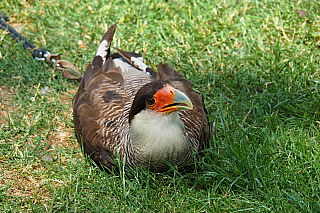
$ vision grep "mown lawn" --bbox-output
[0,0,319,212]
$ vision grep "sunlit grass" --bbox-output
[0,0,319,211]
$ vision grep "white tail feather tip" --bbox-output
[96,40,109,60]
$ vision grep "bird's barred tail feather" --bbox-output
[93,23,117,68]
[83,23,118,89]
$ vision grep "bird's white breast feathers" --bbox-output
[129,110,191,164]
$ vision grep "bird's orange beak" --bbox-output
[151,84,193,113]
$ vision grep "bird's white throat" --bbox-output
[129,110,191,164]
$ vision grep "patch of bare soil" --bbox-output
[0,163,57,205]
[0,85,15,128]
[47,89,78,150]
[0,86,78,206]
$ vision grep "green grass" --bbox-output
[1,0,320,212]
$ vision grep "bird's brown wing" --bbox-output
[157,63,210,152]
[73,60,131,170]
[73,24,131,170]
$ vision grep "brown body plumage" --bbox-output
[73,24,209,172]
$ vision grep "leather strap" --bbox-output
[46,54,82,82]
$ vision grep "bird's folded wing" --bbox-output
[157,63,210,151]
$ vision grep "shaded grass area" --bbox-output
[1,0,320,211]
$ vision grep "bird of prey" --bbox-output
[73,23,209,172]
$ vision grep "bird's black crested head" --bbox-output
[129,80,169,123]
[129,80,193,124]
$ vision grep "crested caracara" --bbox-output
[73,23,209,172]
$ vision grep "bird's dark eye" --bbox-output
[146,97,156,107]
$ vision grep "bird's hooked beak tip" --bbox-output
[158,88,193,113]
[173,89,193,110]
